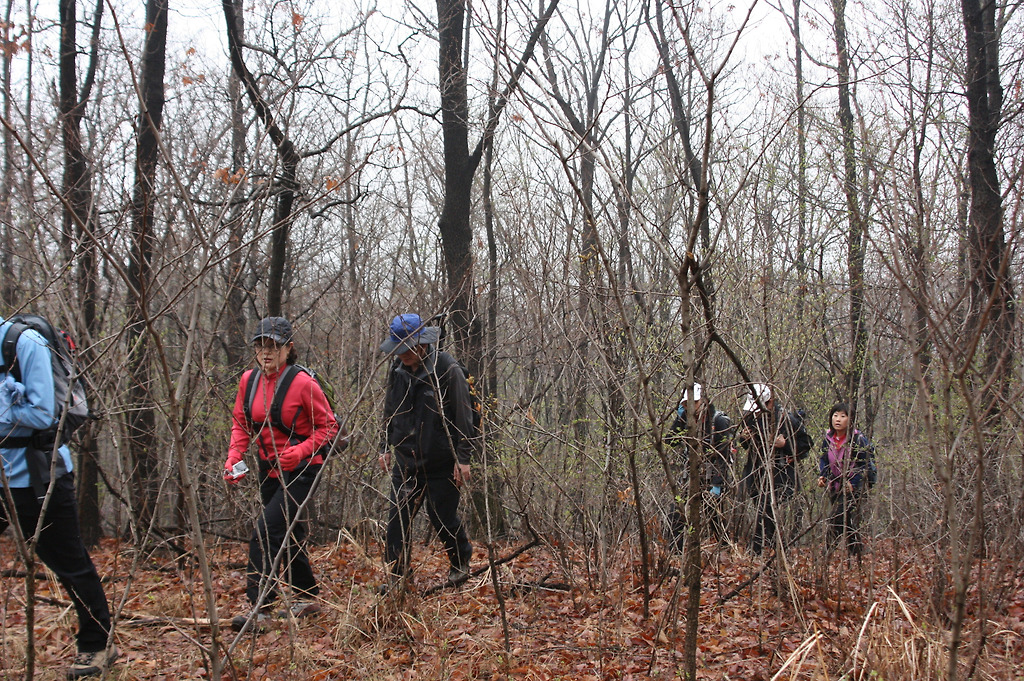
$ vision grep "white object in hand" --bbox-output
[230,461,249,478]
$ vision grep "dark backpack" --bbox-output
[1,314,92,448]
[788,409,812,461]
[856,431,878,488]
[434,352,483,440]
[242,364,345,459]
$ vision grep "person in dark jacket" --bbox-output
[0,316,117,678]
[378,313,473,591]
[665,383,733,547]
[817,402,875,556]
[736,383,811,555]
[224,317,340,631]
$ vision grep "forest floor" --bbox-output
[1,531,1022,680]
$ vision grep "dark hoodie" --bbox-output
[382,346,474,471]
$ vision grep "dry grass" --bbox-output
[774,587,1024,681]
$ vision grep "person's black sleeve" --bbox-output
[439,354,474,466]
[665,413,685,448]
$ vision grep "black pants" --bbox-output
[747,468,796,555]
[826,489,863,556]
[246,464,320,605]
[750,484,776,555]
[385,465,471,576]
[0,474,111,653]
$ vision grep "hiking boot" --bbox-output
[230,609,272,633]
[447,561,471,587]
[66,646,119,679]
[282,601,321,619]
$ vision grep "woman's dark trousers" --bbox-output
[0,474,111,653]
[246,464,321,605]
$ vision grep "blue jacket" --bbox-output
[0,317,73,487]
[666,404,733,487]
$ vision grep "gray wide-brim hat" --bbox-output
[379,313,440,354]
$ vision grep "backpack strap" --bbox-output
[1,322,28,382]
[243,368,261,428]
[244,364,305,445]
[0,322,58,450]
[270,364,303,441]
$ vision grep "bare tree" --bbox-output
[433,0,558,364]
[221,0,299,318]
[961,0,1015,414]
[125,0,167,533]
[221,0,249,369]
[0,0,18,307]
[58,0,105,544]
[831,0,870,406]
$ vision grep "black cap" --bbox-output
[251,317,293,345]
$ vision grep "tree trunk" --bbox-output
[651,0,709,253]
[793,0,808,321]
[832,0,868,406]
[906,0,936,382]
[126,0,167,533]
[222,0,300,318]
[961,0,1013,412]
[479,102,506,536]
[60,0,104,545]
[0,0,17,307]
[433,0,556,364]
[222,0,248,368]
[435,0,479,364]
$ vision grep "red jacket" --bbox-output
[227,366,339,477]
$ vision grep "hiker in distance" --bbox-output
[665,382,734,547]
[378,313,474,593]
[224,316,341,631]
[735,383,811,555]
[0,314,117,678]
[818,402,876,557]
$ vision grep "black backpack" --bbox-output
[434,352,483,440]
[855,431,878,488]
[1,314,91,448]
[242,364,345,460]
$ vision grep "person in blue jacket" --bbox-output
[0,316,116,678]
[736,383,812,555]
[817,402,875,556]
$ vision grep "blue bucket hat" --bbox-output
[379,313,440,354]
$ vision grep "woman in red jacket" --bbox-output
[224,317,339,631]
